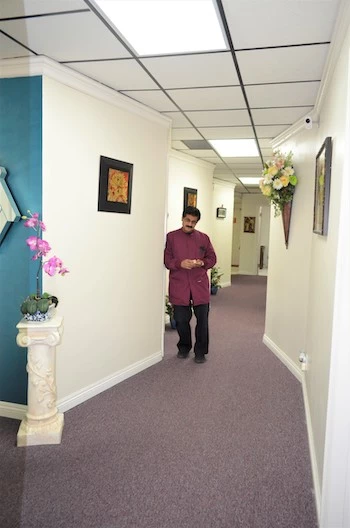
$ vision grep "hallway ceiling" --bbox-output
[0,0,341,193]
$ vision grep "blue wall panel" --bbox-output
[0,76,42,404]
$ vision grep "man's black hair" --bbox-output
[182,206,201,221]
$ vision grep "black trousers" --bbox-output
[173,303,209,357]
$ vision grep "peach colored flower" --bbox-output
[280,175,290,187]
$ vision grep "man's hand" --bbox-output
[181,259,204,269]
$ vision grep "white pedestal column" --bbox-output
[16,315,64,447]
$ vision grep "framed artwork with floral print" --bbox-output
[98,156,133,214]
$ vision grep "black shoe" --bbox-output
[177,351,189,359]
[194,356,206,364]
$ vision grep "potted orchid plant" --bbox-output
[20,211,69,321]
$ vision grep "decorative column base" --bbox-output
[16,314,64,447]
[17,413,64,447]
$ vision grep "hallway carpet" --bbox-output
[0,275,318,528]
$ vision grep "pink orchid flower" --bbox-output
[43,256,61,276]
[26,235,39,251]
[37,239,51,254]
[23,211,69,298]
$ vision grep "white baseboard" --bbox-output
[57,351,163,413]
[262,334,302,381]
[221,281,231,288]
[0,401,26,420]
[301,374,321,524]
[262,334,320,522]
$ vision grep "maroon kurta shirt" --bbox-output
[164,228,217,306]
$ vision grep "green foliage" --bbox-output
[165,295,174,318]
[20,292,59,316]
[211,266,223,288]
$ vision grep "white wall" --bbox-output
[167,150,214,236]
[42,75,170,404]
[259,205,270,268]
[264,10,350,523]
[239,194,270,275]
[232,194,242,267]
[211,179,235,287]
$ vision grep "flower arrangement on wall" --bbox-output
[259,150,298,217]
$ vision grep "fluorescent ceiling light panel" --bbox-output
[94,0,227,55]
[239,177,261,185]
[209,139,259,157]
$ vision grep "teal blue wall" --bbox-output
[0,76,42,404]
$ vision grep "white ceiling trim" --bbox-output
[0,56,172,128]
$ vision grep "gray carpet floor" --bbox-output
[0,275,318,528]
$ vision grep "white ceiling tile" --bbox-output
[171,128,202,140]
[246,82,320,107]
[163,112,192,127]
[231,166,263,173]
[222,0,340,48]
[0,12,132,61]
[186,109,251,127]
[251,107,313,125]
[0,33,34,59]
[237,44,329,84]
[141,52,239,89]
[0,0,87,17]
[199,127,255,139]
[172,141,189,149]
[257,139,274,148]
[256,125,290,137]
[121,90,178,112]
[200,155,222,163]
[167,86,246,111]
[224,157,262,164]
[66,59,158,90]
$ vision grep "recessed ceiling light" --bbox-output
[208,139,259,157]
[94,0,228,56]
[239,177,261,185]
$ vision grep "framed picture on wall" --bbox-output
[216,207,227,218]
[313,137,332,235]
[183,187,197,210]
[98,156,133,214]
[243,216,256,233]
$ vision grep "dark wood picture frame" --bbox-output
[313,137,332,235]
[244,216,256,233]
[216,207,227,218]
[98,155,133,214]
[183,187,197,210]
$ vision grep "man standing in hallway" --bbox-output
[164,206,217,363]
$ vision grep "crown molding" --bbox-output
[0,56,171,128]
[272,0,350,149]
